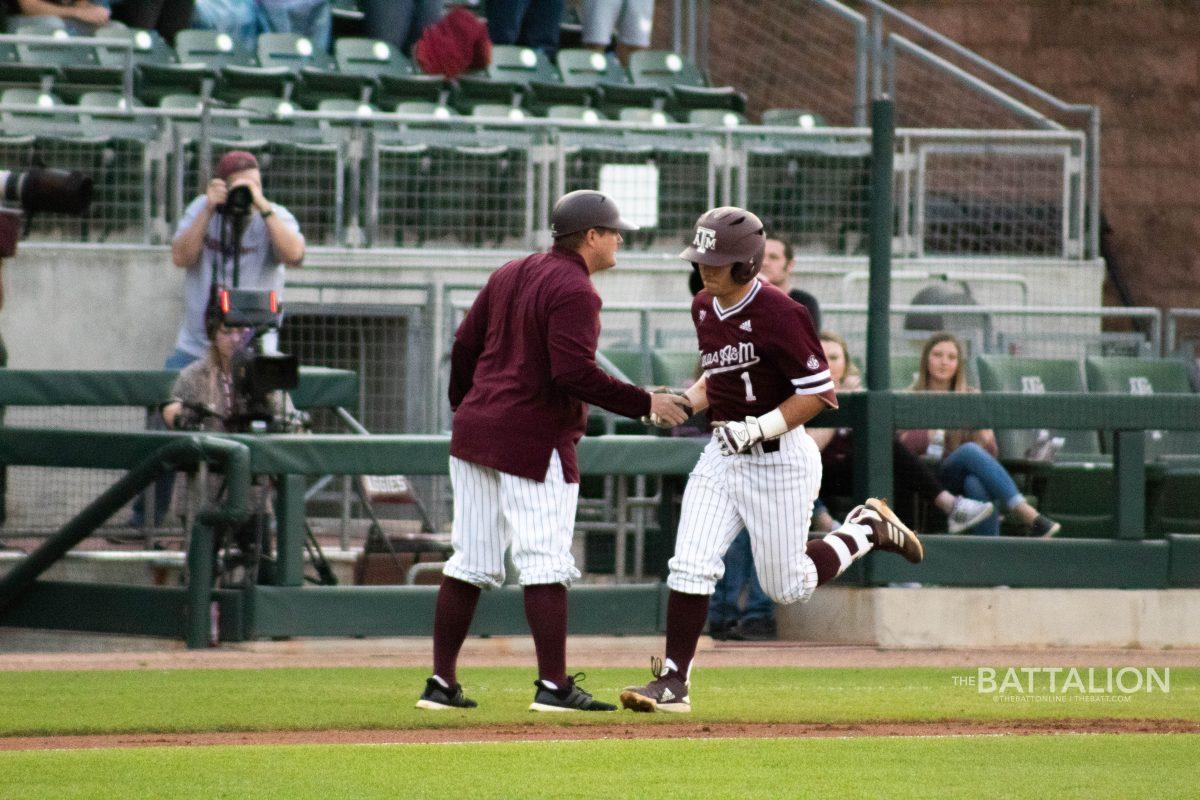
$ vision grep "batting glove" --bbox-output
[715,416,766,456]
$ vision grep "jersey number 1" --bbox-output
[740,371,757,402]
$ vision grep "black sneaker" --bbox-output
[708,619,736,641]
[529,673,616,712]
[1030,514,1062,538]
[619,657,691,713]
[415,677,478,710]
[730,616,777,641]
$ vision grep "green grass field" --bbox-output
[0,666,1194,735]
[2,667,1196,799]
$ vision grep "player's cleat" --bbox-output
[847,498,925,564]
[620,658,691,713]
[947,497,994,534]
[529,674,616,712]
[416,677,478,710]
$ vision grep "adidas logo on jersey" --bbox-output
[739,320,752,332]
[698,309,707,322]
[806,355,820,370]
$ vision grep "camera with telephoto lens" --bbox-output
[216,288,303,433]
[0,167,94,257]
[217,184,253,217]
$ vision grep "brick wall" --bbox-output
[655,1,1200,328]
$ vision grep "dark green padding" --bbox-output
[1151,469,1200,535]
[0,367,358,410]
[651,349,700,388]
[866,536,1170,589]
[1166,534,1200,587]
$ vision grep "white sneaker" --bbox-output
[947,497,994,534]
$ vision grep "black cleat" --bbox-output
[846,498,925,564]
[620,657,691,713]
[416,677,478,710]
[529,673,616,712]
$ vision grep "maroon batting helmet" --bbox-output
[679,206,766,284]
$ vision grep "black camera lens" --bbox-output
[224,184,253,215]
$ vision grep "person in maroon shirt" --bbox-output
[621,207,926,713]
[418,190,692,713]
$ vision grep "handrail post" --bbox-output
[863,97,895,501]
[186,521,216,648]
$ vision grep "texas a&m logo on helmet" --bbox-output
[693,226,717,253]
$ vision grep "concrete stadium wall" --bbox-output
[778,586,1200,648]
[0,243,1103,370]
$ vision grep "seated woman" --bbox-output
[809,331,995,535]
[900,331,1060,538]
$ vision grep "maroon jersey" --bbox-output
[449,246,652,483]
[693,279,837,422]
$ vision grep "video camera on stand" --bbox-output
[214,287,301,433]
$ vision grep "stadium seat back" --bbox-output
[761,108,827,128]
[335,37,411,78]
[257,32,333,71]
[651,350,701,388]
[976,355,1101,459]
[175,29,254,68]
[95,26,175,67]
[556,48,627,86]
[600,348,651,386]
[470,103,528,121]
[1084,356,1200,459]
[687,109,747,128]
[545,104,605,123]
[628,50,706,89]
[395,100,458,118]
[488,45,557,86]
[13,23,97,68]
[0,88,64,132]
[617,107,669,126]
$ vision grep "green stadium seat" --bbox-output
[334,37,445,106]
[10,23,101,102]
[975,355,1101,459]
[616,107,669,126]
[215,33,315,103]
[555,48,626,110]
[628,50,707,89]
[0,41,56,93]
[0,88,68,135]
[672,84,747,116]
[600,348,652,386]
[545,104,606,123]
[1149,468,1200,535]
[761,108,828,128]
[138,29,242,101]
[889,354,921,390]
[77,90,157,138]
[1084,356,1200,460]
[454,45,554,114]
[395,100,458,119]
[651,350,700,388]
[470,103,530,121]
[687,109,748,128]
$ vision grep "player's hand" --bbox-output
[715,416,767,455]
[646,392,692,428]
[205,179,228,211]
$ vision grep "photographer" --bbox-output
[169,150,304,372]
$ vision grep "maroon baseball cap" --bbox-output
[216,150,258,180]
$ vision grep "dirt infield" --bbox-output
[3,718,1198,751]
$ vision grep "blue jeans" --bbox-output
[709,529,774,625]
[938,442,1022,537]
[361,0,444,55]
[129,348,201,527]
[486,0,565,56]
[256,0,332,52]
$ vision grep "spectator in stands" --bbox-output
[362,0,443,56]
[191,0,258,52]
[256,0,331,53]
[130,150,304,528]
[581,0,653,66]
[808,331,995,535]
[900,331,1061,538]
[487,0,564,57]
[5,0,110,34]
[761,234,820,331]
[107,0,195,45]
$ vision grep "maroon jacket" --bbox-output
[449,246,652,482]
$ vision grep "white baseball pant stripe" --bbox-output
[668,426,822,604]
[443,451,582,589]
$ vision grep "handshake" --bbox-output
[641,388,693,429]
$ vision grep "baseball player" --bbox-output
[620,207,925,713]
[417,190,693,712]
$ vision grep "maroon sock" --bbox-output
[432,576,481,685]
[664,590,711,678]
[524,583,568,686]
[807,533,862,586]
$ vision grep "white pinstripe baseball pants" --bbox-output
[443,451,582,589]
[667,426,822,604]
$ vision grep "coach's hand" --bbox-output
[715,416,766,455]
[646,392,692,428]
